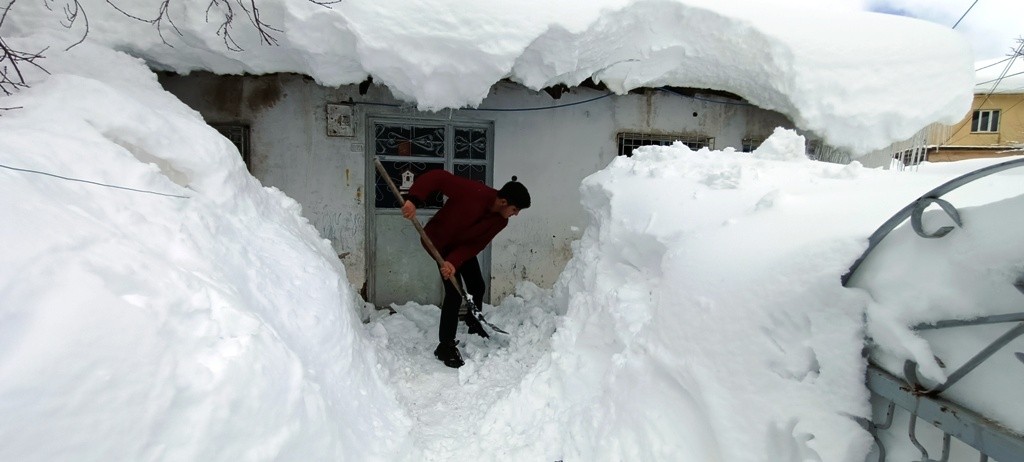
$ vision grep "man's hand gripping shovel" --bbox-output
[374,158,509,337]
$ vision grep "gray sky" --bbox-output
[861,0,1023,60]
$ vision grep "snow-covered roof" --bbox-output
[7,0,976,154]
[975,55,1024,94]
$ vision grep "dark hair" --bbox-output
[498,176,530,209]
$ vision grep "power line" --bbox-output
[466,92,613,112]
[976,69,1024,87]
[658,87,752,106]
[976,56,1012,71]
[941,39,1024,147]
[952,0,979,29]
[350,84,755,113]
[349,92,613,113]
[0,162,190,198]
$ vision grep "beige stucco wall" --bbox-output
[945,93,1024,147]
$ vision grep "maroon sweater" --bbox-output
[406,169,508,269]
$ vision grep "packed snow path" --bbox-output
[366,290,557,461]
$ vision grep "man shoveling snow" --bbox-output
[396,168,531,368]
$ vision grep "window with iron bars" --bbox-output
[211,124,251,170]
[617,132,714,157]
[741,138,763,153]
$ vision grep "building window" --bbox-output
[741,138,763,153]
[971,109,1000,133]
[211,124,251,169]
[806,140,851,164]
[617,132,714,157]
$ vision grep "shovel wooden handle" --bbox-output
[373,158,466,295]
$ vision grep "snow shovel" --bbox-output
[373,157,509,336]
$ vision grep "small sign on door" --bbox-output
[400,170,414,192]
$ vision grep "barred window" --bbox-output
[617,132,714,157]
[373,121,491,209]
[741,138,763,153]
[211,124,251,168]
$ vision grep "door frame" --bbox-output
[364,114,495,307]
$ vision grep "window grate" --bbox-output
[741,138,763,153]
[617,132,714,157]
[374,121,491,209]
[211,124,251,169]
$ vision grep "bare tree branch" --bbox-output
[0,0,347,103]
[237,0,280,46]
[40,0,89,50]
[1,0,51,98]
[206,0,241,51]
[59,0,89,49]
[106,0,183,47]
[112,0,340,52]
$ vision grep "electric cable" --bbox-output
[349,83,753,113]
[348,92,612,113]
[0,162,190,198]
[952,0,979,29]
[976,69,1024,87]
[465,92,612,112]
[977,56,1012,71]
[942,39,1023,146]
[655,87,753,106]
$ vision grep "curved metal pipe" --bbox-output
[842,158,1024,287]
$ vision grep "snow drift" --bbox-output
[5,0,975,153]
[0,42,413,461]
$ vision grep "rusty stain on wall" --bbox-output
[645,90,654,129]
[355,186,362,205]
[247,77,283,112]
[210,75,243,117]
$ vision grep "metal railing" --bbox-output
[843,158,1024,461]
[862,366,1024,462]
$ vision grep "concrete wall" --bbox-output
[158,72,795,302]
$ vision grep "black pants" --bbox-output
[439,256,485,343]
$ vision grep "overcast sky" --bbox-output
[859,0,1023,61]
[753,0,1019,61]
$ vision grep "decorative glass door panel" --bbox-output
[454,127,487,160]
[374,124,445,157]
[374,161,445,209]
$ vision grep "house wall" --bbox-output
[946,93,1024,147]
[864,93,1024,168]
[927,148,1024,162]
[158,72,794,302]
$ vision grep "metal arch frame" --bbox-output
[903,317,1024,395]
[841,157,1024,287]
[844,157,1024,461]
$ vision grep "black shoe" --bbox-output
[464,312,490,338]
[433,340,465,368]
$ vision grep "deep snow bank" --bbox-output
[5,0,974,153]
[472,130,1024,461]
[474,130,877,461]
[0,41,412,461]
